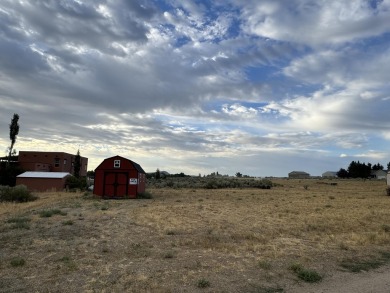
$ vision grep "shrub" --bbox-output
[258,260,272,270]
[340,256,388,273]
[197,278,210,288]
[289,263,322,283]
[65,176,87,191]
[62,220,74,226]
[39,209,67,218]
[386,187,390,196]
[0,185,37,202]
[10,257,26,267]
[137,191,153,199]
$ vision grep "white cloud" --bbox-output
[0,0,389,176]
[239,0,390,46]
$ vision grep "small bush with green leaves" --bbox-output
[10,257,26,267]
[39,209,67,218]
[289,263,322,283]
[137,191,153,199]
[0,185,37,202]
[65,176,87,191]
[258,260,272,270]
[197,278,210,288]
[59,256,78,271]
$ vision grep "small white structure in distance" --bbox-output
[387,171,390,186]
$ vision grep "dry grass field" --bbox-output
[1,179,390,292]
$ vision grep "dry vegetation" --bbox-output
[1,179,390,292]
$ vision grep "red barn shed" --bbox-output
[93,155,146,198]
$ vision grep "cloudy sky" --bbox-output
[1,0,390,177]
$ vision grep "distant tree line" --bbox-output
[337,161,390,179]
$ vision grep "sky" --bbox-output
[1,0,390,177]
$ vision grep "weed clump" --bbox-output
[10,257,26,267]
[39,209,67,218]
[258,260,272,270]
[62,220,74,226]
[6,216,31,229]
[339,252,390,273]
[197,278,210,288]
[289,263,322,283]
[137,191,153,199]
[0,185,37,202]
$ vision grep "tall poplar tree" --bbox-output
[8,113,20,165]
[74,149,81,178]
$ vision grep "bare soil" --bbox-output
[1,179,390,292]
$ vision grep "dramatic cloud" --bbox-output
[0,0,389,176]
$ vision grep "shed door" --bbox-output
[104,172,128,197]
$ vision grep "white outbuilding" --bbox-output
[387,171,390,186]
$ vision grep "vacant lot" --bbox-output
[1,179,390,292]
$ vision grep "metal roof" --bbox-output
[17,172,71,179]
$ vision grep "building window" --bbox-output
[54,158,60,167]
[114,160,120,168]
[64,159,67,165]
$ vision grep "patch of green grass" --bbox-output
[39,209,67,218]
[59,256,78,271]
[130,243,151,258]
[340,252,390,273]
[380,251,390,261]
[10,257,26,267]
[289,263,322,283]
[6,216,31,229]
[258,260,272,270]
[197,278,210,288]
[62,220,74,226]
[340,259,383,272]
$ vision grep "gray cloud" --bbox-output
[0,0,389,176]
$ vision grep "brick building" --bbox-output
[18,151,88,177]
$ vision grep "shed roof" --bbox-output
[17,172,71,179]
[289,171,310,175]
[96,155,146,174]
